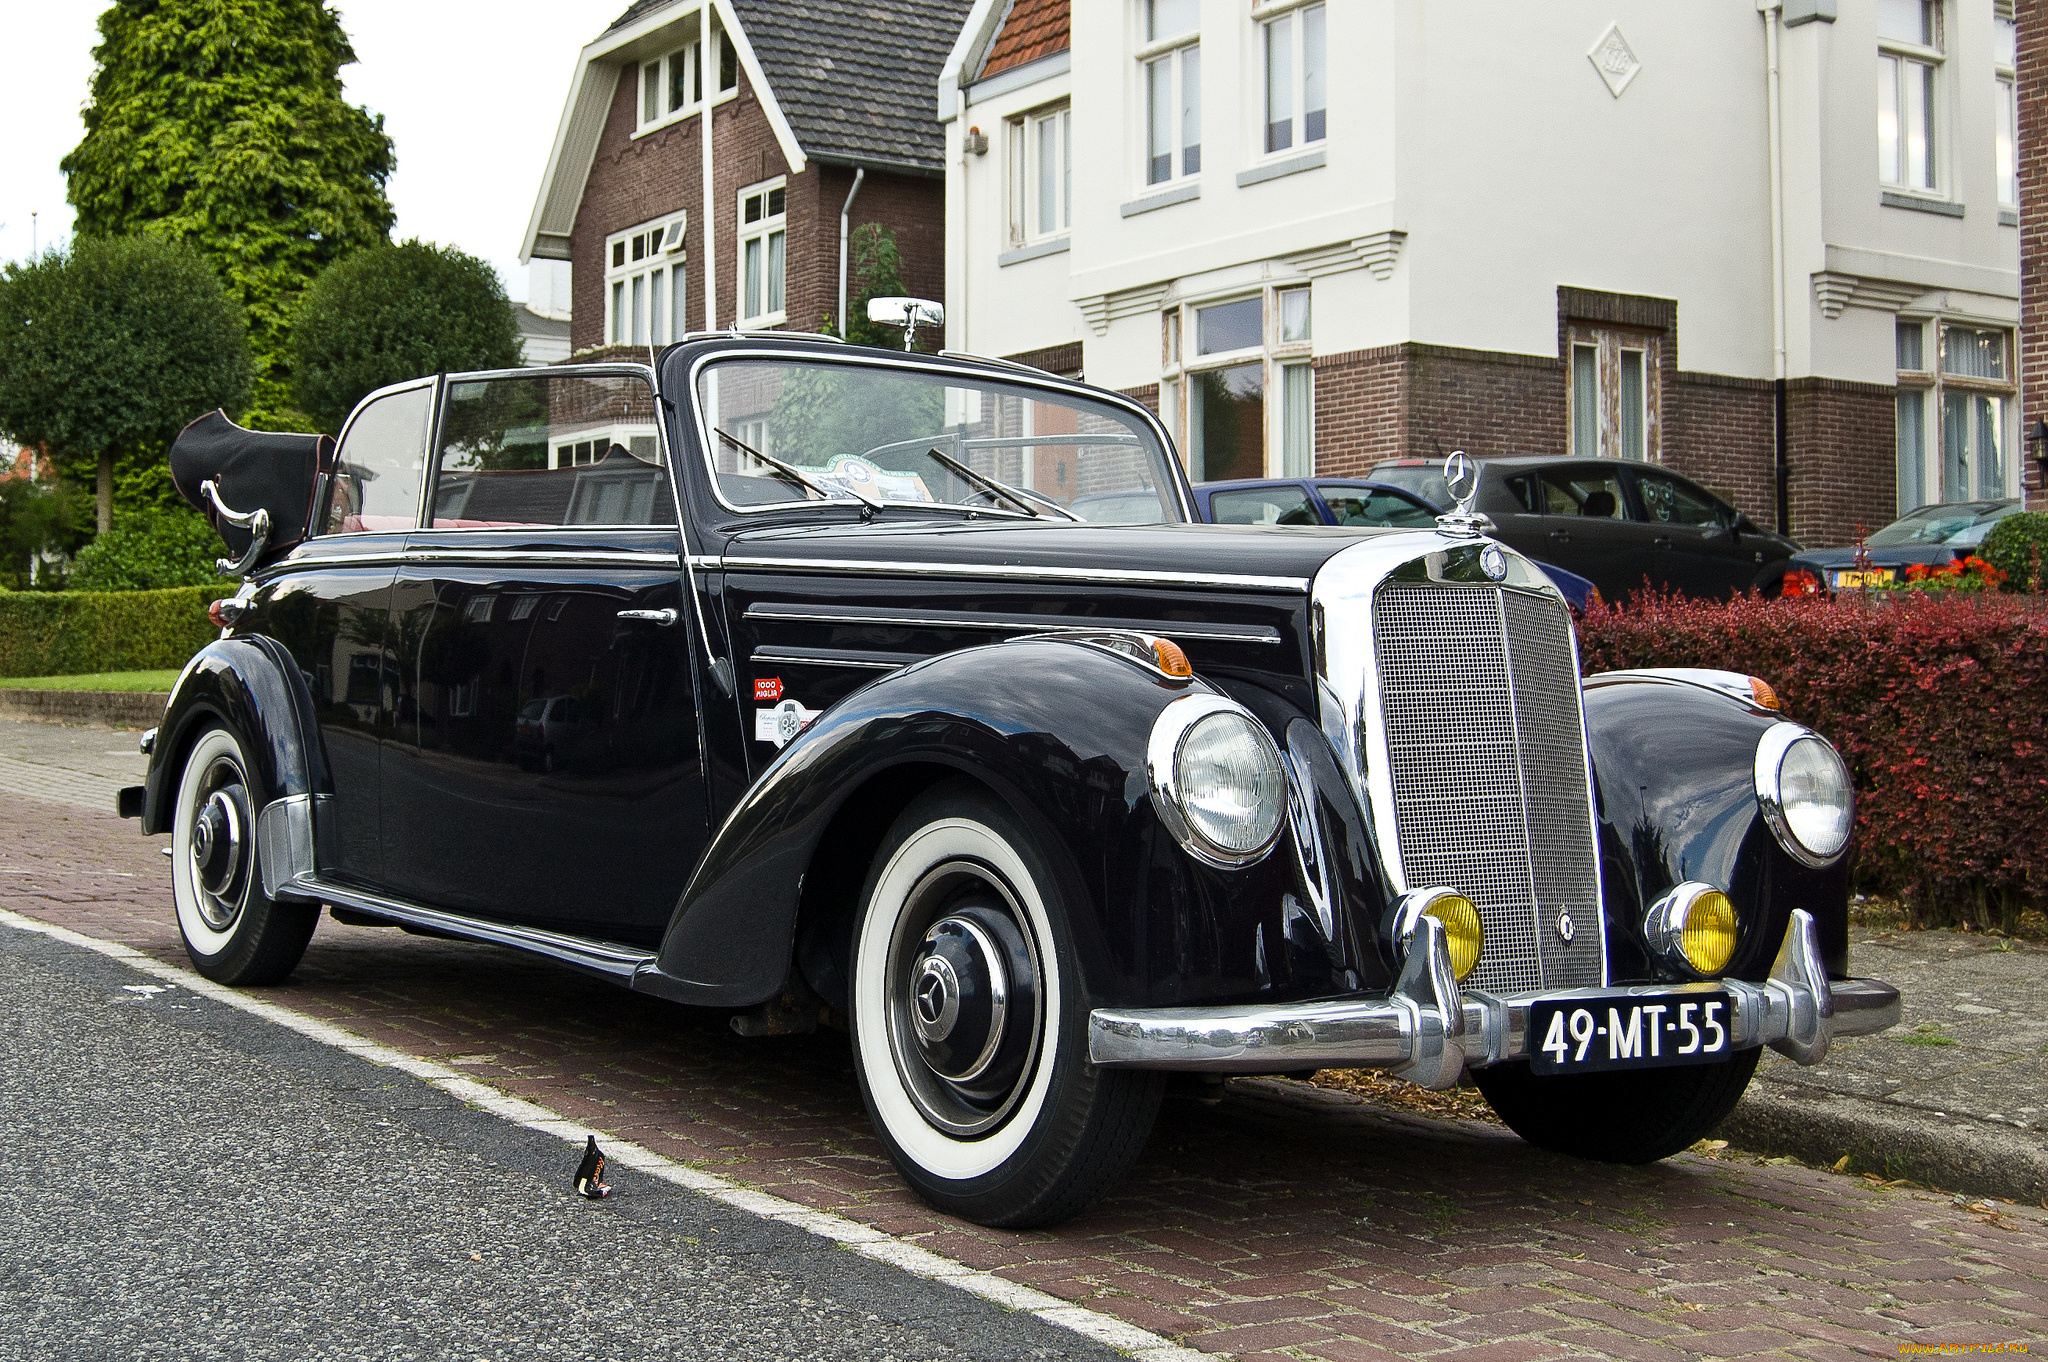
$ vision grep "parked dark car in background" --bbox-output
[1368,456,1799,600]
[129,340,1895,1230]
[1193,476,1597,611]
[1789,499,2021,591]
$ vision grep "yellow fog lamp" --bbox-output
[1645,882,1739,977]
[1385,888,1484,982]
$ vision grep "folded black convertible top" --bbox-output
[169,410,334,571]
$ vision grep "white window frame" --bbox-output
[1007,102,1072,247]
[1254,1,1327,159]
[1159,283,1315,481]
[1915,319,2017,503]
[1136,2,1200,189]
[1995,5,2017,209]
[605,215,689,349]
[736,177,787,327]
[1877,1,1945,197]
[633,28,741,138]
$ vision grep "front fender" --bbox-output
[640,638,1322,1010]
[143,636,326,834]
[1583,673,1850,983]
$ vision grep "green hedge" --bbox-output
[0,585,231,680]
[1981,510,2048,592]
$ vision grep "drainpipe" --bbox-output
[838,166,866,339]
[1761,0,1790,535]
[701,8,718,330]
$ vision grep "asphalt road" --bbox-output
[0,925,1114,1362]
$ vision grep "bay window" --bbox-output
[1160,286,1315,482]
[605,216,688,347]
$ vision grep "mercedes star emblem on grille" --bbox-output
[1480,544,1507,581]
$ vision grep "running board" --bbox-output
[302,878,657,983]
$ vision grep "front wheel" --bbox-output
[1471,1048,1761,1164]
[848,782,1162,1229]
[170,723,318,985]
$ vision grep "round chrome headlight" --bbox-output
[1755,722,1853,868]
[1147,695,1286,867]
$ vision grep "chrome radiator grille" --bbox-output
[1371,582,1604,995]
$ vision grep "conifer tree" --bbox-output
[62,0,396,421]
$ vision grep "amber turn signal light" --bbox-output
[207,599,230,629]
[1150,637,1192,678]
[1748,676,1780,710]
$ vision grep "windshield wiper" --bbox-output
[923,447,1081,522]
[714,427,885,515]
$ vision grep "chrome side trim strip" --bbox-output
[298,876,656,981]
[721,555,1309,593]
[750,645,915,671]
[743,601,1285,645]
[1087,910,1899,1077]
[272,548,681,574]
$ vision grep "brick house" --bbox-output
[942,1,2025,547]
[2020,0,2048,509]
[521,0,970,361]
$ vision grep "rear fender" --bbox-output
[144,637,326,836]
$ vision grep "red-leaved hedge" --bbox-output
[1577,592,2048,931]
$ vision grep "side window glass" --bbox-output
[1503,474,1541,513]
[428,372,673,529]
[1210,488,1319,525]
[324,386,432,534]
[1323,490,1433,528]
[1539,468,1623,519]
[1634,471,1724,527]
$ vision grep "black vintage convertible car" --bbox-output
[126,337,1898,1228]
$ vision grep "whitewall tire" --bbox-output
[169,723,318,985]
[848,781,1162,1228]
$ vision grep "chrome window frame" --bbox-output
[682,346,1198,525]
[314,373,441,539]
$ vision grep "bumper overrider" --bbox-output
[1087,909,1901,1089]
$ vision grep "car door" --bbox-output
[377,367,711,948]
[1493,464,1642,600]
[263,378,435,886]
[1626,468,1747,597]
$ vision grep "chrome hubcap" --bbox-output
[886,861,1043,1137]
[187,757,252,932]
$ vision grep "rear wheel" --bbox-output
[848,782,1162,1228]
[170,724,318,985]
[1472,1049,1760,1164]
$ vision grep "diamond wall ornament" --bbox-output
[1587,23,1641,98]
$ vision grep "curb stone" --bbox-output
[0,689,165,727]
[1718,1083,2048,1204]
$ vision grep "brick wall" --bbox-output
[1406,344,1567,463]
[568,64,946,347]
[1310,346,1405,476]
[2022,0,2047,509]
[1785,378,1896,548]
[1668,372,1778,526]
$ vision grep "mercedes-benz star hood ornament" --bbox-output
[1434,450,1491,538]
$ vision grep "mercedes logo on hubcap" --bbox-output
[912,955,960,1041]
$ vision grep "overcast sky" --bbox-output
[0,2,613,302]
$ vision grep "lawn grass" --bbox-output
[0,669,182,692]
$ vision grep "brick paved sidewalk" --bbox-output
[5,788,2045,1361]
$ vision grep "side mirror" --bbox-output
[866,296,944,350]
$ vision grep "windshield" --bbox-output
[1866,500,2018,547]
[695,358,1182,523]
[1366,462,1452,509]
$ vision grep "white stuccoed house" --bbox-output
[936,0,2022,548]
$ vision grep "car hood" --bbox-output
[1791,544,1962,571]
[721,517,1418,590]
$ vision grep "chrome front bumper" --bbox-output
[1087,909,1900,1089]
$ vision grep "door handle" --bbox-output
[617,608,678,626]
[1548,530,1571,543]
[1652,537,1672,550]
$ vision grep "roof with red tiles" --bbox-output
[979,0,1069,80]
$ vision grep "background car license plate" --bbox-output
[1527,993,1733,1074]
[1829,568,1893,589]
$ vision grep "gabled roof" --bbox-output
[523,0,968,263]
[935,0,1069,121]
[980,0,1068,79]
[605,0,968,171]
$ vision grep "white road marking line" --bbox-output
[0,905,1213,1362]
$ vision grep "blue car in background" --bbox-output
[1191,477,1599,611]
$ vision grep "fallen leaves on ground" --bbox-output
[1306,1068,1503,1124]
